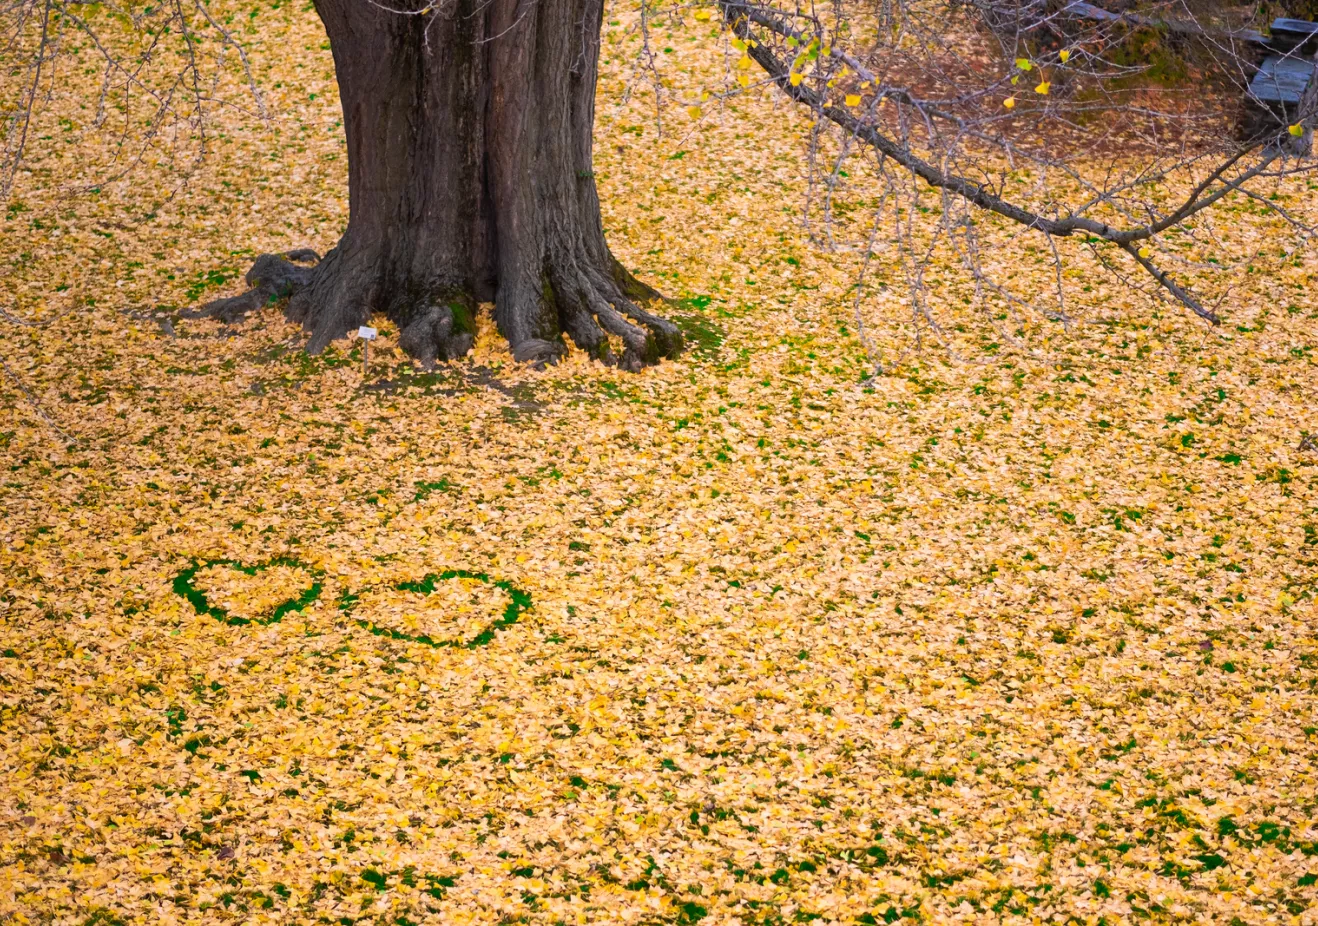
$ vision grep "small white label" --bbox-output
[357,326,378,340]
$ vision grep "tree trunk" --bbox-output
[193,0,682,370]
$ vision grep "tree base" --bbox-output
[184,247,682,372]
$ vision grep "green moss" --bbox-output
[172,558,323,626]
[337,569,531,648]
[447,298,476,335]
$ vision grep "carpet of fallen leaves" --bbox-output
[3,2,1318,924]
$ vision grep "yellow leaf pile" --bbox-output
[2,3,1317,925]
[355,579,512,644]
[192,563,319,623]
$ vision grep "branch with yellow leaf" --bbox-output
[714,0,1318,326]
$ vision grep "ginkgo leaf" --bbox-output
[9,7,1318,926]
[1059,49,1071,62]
[1015,57,1032,71]
[845,94,861,106]
[694,8,711,21]
[1289,123,1305,137]
[1035,81,1050,95]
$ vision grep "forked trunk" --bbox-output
[195,0,681,369]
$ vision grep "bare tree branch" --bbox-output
[715,0,1318,325]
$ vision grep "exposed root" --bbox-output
[285,247,376,355]
[547,262,683,371]
[183,246,681,373]
[181,250,320,323]
[511,338,567,366]
[611,290,683,359]
[398,303,476,371]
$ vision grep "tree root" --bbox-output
[398,303,476,371]
[180,250,320,324]
[183,247,682,372]
[547,261,682,371]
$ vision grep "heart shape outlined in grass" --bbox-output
[173,558,323,626]
[337,569,531,648]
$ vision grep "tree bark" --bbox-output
[194,0,681,370]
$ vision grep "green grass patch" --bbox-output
[337,569,531,648]
[172,558,323,626]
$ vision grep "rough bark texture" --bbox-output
[193,0,681,370]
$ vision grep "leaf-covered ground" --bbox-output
[3,4,1318,924]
